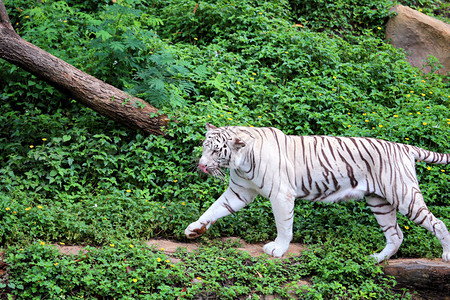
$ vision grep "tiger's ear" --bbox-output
[232,137,246,150]
[206,123,218,132]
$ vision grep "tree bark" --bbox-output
[383,258,450,296]
[0,0,168,135]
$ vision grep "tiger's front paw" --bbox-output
[262,241,289,257]
[185,220,210,239]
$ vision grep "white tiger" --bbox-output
[185,124,450,263]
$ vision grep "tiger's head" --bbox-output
[198,123,249,178]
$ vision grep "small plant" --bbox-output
[422,55,444,74]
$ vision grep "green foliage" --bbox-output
[298,241,405,299]
[398,0,450,23]
[152,0,293,44]
[4,241,193,299]
[1,0,449,298]
[129,51,199,107]
[4,239,405,299]
[289,0,394,36]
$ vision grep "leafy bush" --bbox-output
[289,0,394,36]
[151,0,293,43]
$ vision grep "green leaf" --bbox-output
[96,30,113,41]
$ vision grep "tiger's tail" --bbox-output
[410,146,450,165]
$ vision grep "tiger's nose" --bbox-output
[199,163,208,173]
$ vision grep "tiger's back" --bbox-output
[233,127,432,204]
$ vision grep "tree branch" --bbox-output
[0,0,16,33]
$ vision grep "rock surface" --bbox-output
[386,5,450,75]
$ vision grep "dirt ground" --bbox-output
[145,237,307,261]
[55,237,307,263]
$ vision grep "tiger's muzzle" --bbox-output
[198,163,208,174]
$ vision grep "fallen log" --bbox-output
[383,258,450,298]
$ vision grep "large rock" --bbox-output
[386,5,450,75]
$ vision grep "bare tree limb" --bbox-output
[0,0,15,33]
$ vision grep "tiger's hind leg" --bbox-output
[366,195,404,263]
[397,189,450,262]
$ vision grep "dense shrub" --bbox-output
[289,0,394,35]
